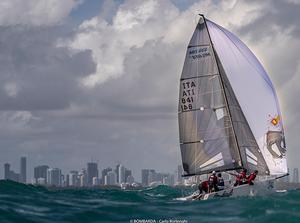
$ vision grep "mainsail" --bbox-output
[178,15,287,177]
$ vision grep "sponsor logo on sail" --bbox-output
[271,115,280,126]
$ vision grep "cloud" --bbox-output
[0,111,34,128]
[0,26,95,110]
[64,0,180,86]
[4,82,19,98]
[0,0,82,26]
[65,0,271,87]
[193,0,269,28]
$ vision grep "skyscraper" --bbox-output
[141,169,149,186]
[118,165,125,184]
[34,165,49,184]
[37,178,46,185]
[141,169,155,186]
[69,171,79,187]
[162,174,175,186]
[102,167,112,185]
[4,163,10,180]
[79,169,87,187]
[115,164,120,184]
[92,177,100,186]
[148,170,156,184]
[125,168,132,183]
[61,174,66,187]
[106,171,116,185]
[126,175,134,184]
[9,171,19,182]
[293,168,299,183]
[47,168,62,186]
[87,162,98,186]
[65,174,70,187]
[177,165,183,184]
[20,157,26,183]
[4,163,19,182]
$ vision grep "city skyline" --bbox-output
[2,156,299,186]
[2,156,181,186]
[2,154,300,184]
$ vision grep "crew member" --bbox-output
[217,173,225,190]
[234,169,247,186]
[198,180,209,194]
[208,171,218,192]
[247,170,258,185]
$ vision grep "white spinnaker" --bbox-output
[206,20,287,175]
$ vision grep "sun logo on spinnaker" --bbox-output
[270,115,280,126]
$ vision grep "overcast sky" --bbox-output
[0,0,299,182]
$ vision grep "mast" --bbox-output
[201,14,244,169]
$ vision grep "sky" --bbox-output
[0,0,299,182]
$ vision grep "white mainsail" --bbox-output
[178,16,287,177]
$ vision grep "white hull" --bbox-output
[180,179,276,201]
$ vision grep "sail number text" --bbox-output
[180,81,196,111]
[189,46,211,60]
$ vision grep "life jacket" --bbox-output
[240,172,246,179]
[202,181,208,190]
[248,173,257,184]
[208,175,217,186]
[239,172,247,183]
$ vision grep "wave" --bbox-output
[0,179,47,193]
[0,180,300,223]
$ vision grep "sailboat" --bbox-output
[178,15,288,200]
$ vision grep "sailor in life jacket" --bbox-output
[198,180,209,194]
[217,173,225,190]
[234,169,248,186]
[208,171,219,192]
[247,170,258,185]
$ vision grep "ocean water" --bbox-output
[0,180,299,223]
